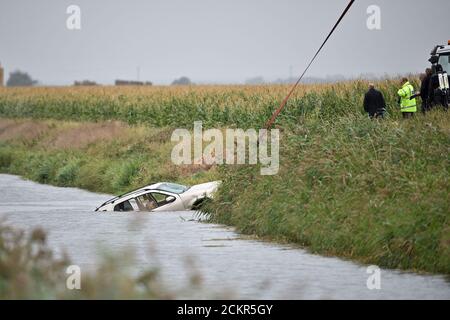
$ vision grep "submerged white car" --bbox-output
[94,181,220,212]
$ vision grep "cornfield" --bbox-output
[0,79,417,129]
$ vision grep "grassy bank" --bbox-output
[205,110,450,274]
[0,79,449,275]
[0,119,218,194]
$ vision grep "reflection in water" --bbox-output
[0,174,449,299]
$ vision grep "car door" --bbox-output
[150,191,185,211]
[133,193,158,211]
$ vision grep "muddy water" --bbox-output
[0,174,449,299]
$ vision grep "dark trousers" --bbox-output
[402,112,415,119]
[421,101,431,114]
[368,110,385,119]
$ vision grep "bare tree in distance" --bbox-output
[7,70,38,87]
[171,76,192,85]
[245,76,265,85]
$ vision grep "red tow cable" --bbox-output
[264,0,356,130]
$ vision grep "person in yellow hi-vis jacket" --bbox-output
[397,77,417,118]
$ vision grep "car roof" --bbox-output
[96,182,163,209]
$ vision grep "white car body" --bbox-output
[95,181,220,212]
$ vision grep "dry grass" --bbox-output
[42,121,127,149]
[0,119,164,150]
[0,118,48,142]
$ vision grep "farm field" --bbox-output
[0,80,415,128]
[0,79,449,275]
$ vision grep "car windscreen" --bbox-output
[439,54,450,74]
[157,182,189,194]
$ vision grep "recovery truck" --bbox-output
[428,41,450,109]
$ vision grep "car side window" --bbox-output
[135,193,158,211]
[151,192,176,206]
[114,200,133,212]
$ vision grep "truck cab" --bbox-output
[428,41,450,108]
[436,45,450,74]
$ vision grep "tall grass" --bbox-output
[204,110,450,274]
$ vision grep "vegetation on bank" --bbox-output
[0,79,449,275]
[0,119,218,194]
[205,111,450,274]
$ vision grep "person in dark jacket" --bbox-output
[363,83,386,118]
[419,68,432,114]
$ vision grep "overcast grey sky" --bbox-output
[1,0,449,85]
